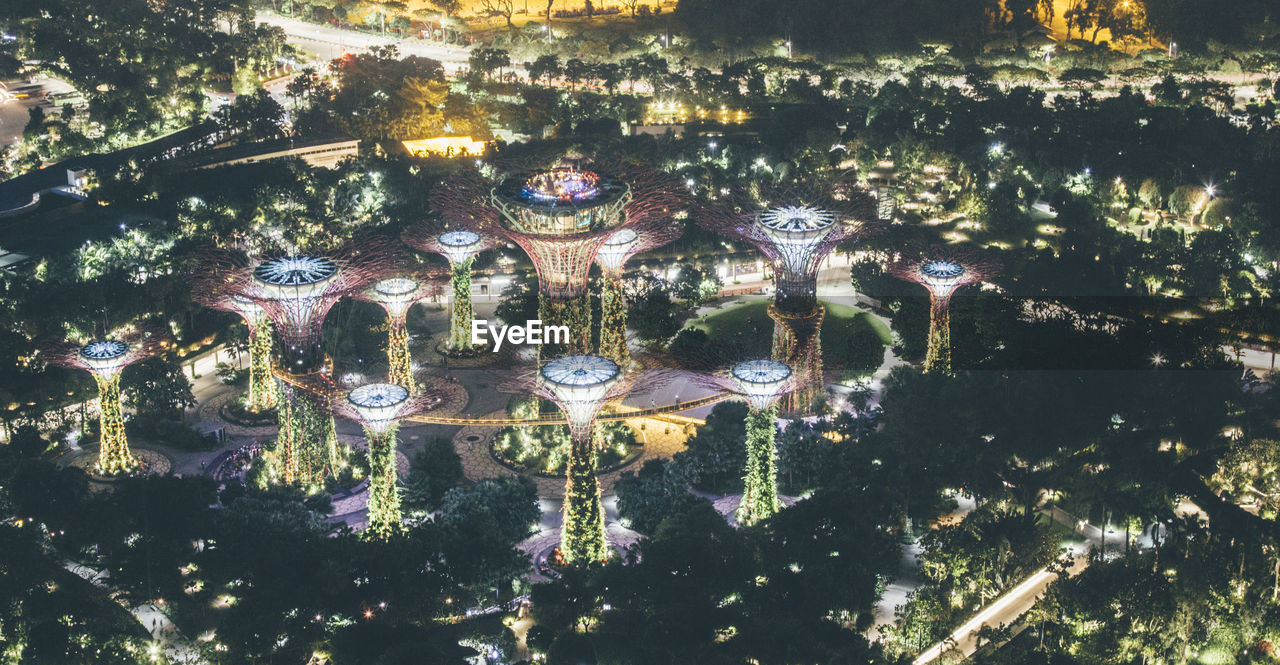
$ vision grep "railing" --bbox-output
[274,365,726,426]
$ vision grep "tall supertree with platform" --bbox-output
[697,359,796,525]
[355,268,443,392]
[191,282,277,414]
[401,226,499,355]
[434,160,685,355]
[333,382,449,539]
[44,324,172,476]
[503,354,636,565]
[889,247,999,375]
[197,239,399,485]
[593,223,681,365]
[701,184,879,413]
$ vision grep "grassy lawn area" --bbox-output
[685,299,891,373]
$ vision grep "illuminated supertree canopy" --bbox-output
[198,238,401,375]
[434,160,686,355]
[402,225,499,354]
[889,247,1000,375]
[333,381,449,540]
[700,183,878,413]
[594,223,681,366]
[696,359,796,525]
[190,281,277,414]
[43,324,172,476]
[355,268,444,392]
[502,354,636,565]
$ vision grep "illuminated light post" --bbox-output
[889,248,999,375]
[333,382,448,539]
[593,223,680,365]
[401,227,498,355]
[433,160,685,357]
[196,240,400,485]
[355,271,442,392]
[44,324,171,476]
[190,286,277,413]
[701,185,879,413]
[503,355,639,564]
[697,359,795,525]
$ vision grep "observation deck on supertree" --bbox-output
[190,281,277,414]
[401,226,500,355]
[354,267,444,392]
[694,359,796,525]
[889,247,999,375]
[333,381,450,540]
[43,324,172,476]
[700,184,879,413]
[593,223,681,365]
[433,160,685,355]
[502,354,644,565]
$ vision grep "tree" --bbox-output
[469,47,511,80]
[615,459,700,533]
[479,0,515,29]
[213,88,286,143]
[401,437,464,509]
[439,476,539,544]
[121,358,195,421]
[628,284,681,345]
[526,54,561,85]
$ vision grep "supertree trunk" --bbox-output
[538,294,591,356]
[769,304,825,414]
[246,316,277,412]
[93,373,138,475]
[275,383,339,487]
[364,424,405,540]
[561,424,608,565]
[386,320,415,392]
[925,293,951,375]
[599,270,628,365]
[447,258,475,352]
[275,381,301,484]
[738,406,780,525]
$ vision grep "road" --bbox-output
[0,76,77,148]
[257,12,472,71]
[912,505,1157,664]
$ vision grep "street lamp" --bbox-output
[785,40,793,59]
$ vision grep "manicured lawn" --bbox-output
[686,299,891,364]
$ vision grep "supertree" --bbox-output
[354,268,444,392]
[401,226,499,354]
[502,354,637,565]
[695,359,796,525]
[43,324,172,476]
[332,382,449,539]
[433,160,685,355]
[195,239,400,485]
[190,282,277,414]
[889,247,999,375]
[700,183,879,412]
[593,223,681,365]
